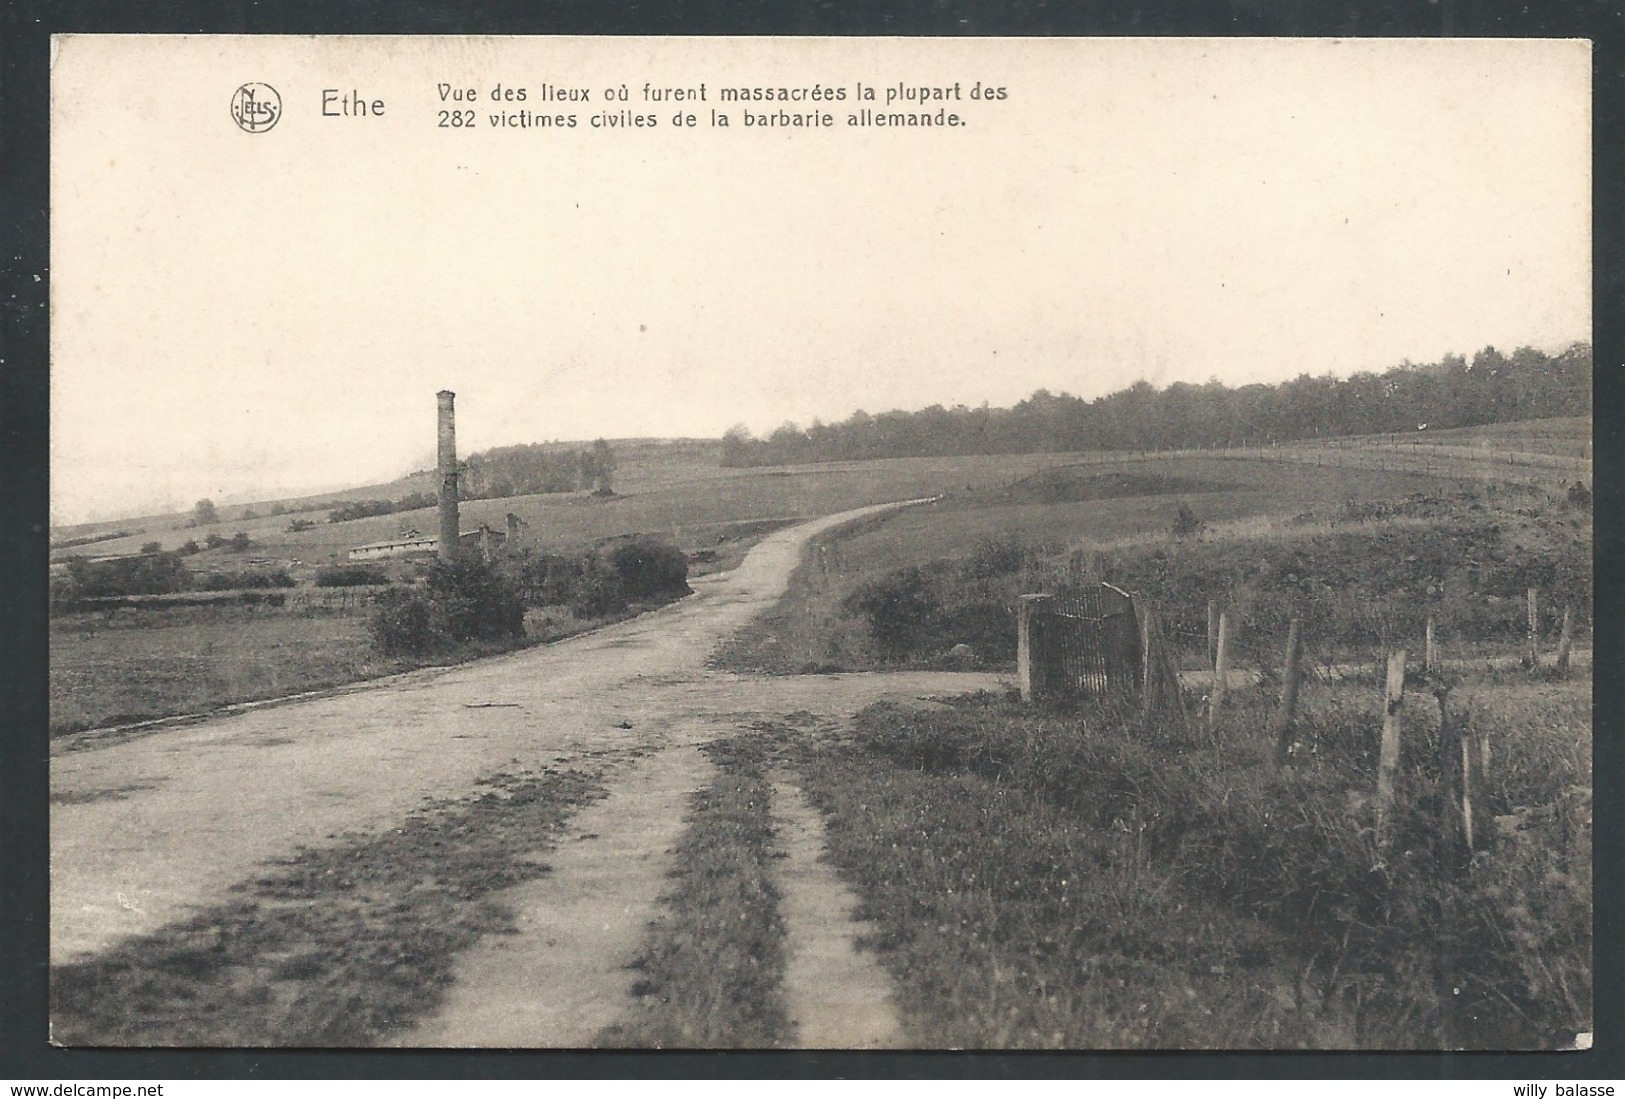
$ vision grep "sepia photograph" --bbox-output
[45,34,1591,1051]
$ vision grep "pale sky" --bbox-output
[50,36,1590,524]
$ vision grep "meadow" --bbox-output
[48,422,1593,1047]
[700,434,1592,1048]
[777,668,1590,1049]
[712,453,1591,677]
[49,450,1082,735]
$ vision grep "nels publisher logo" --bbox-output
[231,83,282,133]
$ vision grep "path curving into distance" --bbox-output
[51,498,999,1046]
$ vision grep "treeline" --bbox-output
[325,440,618,525]
[50,552,294,605]
[462,439,616,499]
[721,343,1592,466]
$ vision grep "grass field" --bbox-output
[699,431,1591,1048]
[712,453,1590,677]
[49,417,1593,1048]
[775,665,1590,1049]
[49,598,660,737]
[48,452,1081,735]
[52,450,1079,569]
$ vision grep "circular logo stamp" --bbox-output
[231,83,282,133]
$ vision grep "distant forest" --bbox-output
[326,440,617,525]
[719,343,1592,467]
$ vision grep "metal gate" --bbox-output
[1029,583,1142,704]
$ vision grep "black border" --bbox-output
[3,0,1620,1082]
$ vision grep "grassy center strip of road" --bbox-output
[50,765,606,1047]
[598,731,791,1048]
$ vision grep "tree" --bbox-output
[230,532,252,552]
[1171,501,1204,541]
[192,498,219,526]
[587,438,617,496]
[720,424,754,467]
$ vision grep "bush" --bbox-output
[964,535,1029,579]
[845,566,942,660]
[286,518,315,533]
[140,541,162,554]
[509,539,691,619]
[369,592,440,656]
[315,564,391,587]
[424,556,526,643]
[204,533,227,550]
[57,551,191,601]
[368,556,525,656]
[1171,501,1204,540]
[229,532,251,552]
[607,538,691,603]
[195,568,296,591]
[569,555,627,618]
[513,551,587,607]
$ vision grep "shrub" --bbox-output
[195,568,297,591]
[424,556,526,642]
[1171,501,1204,540]
[140,541,162,554]
[315,564,391,587]
[369,591,441,655]
[513,551,587,607]
[204,533,228,550]
[964,535,1028,579]
[369,556,525,656]
[286,518,315,533]
[568,555,627,618]
[607,538,691,603]
[177,539,200,556]
[57,551,191,600]
[845,566,942,660]
[229,532,251,552]
[510,539,690,619]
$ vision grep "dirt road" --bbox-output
[51,500,1001,1045]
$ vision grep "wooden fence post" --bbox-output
[1140,601,1155,719]
[1460,711,1487,854]
[1272,618,1303,765]
[1526,588,1540,667]
[1017,594,1051,704]
[1425,616,1438,675]
[1435,687,1461,867]
[1556,606,1574,676]
[1207,611,1231,736]
[1376,649,1407,839]
[1207,599,1219,673]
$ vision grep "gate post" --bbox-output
[1018,594,1052,704]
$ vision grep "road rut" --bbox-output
[52,500,1001,1046]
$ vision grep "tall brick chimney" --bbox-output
[437,390,459,561]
